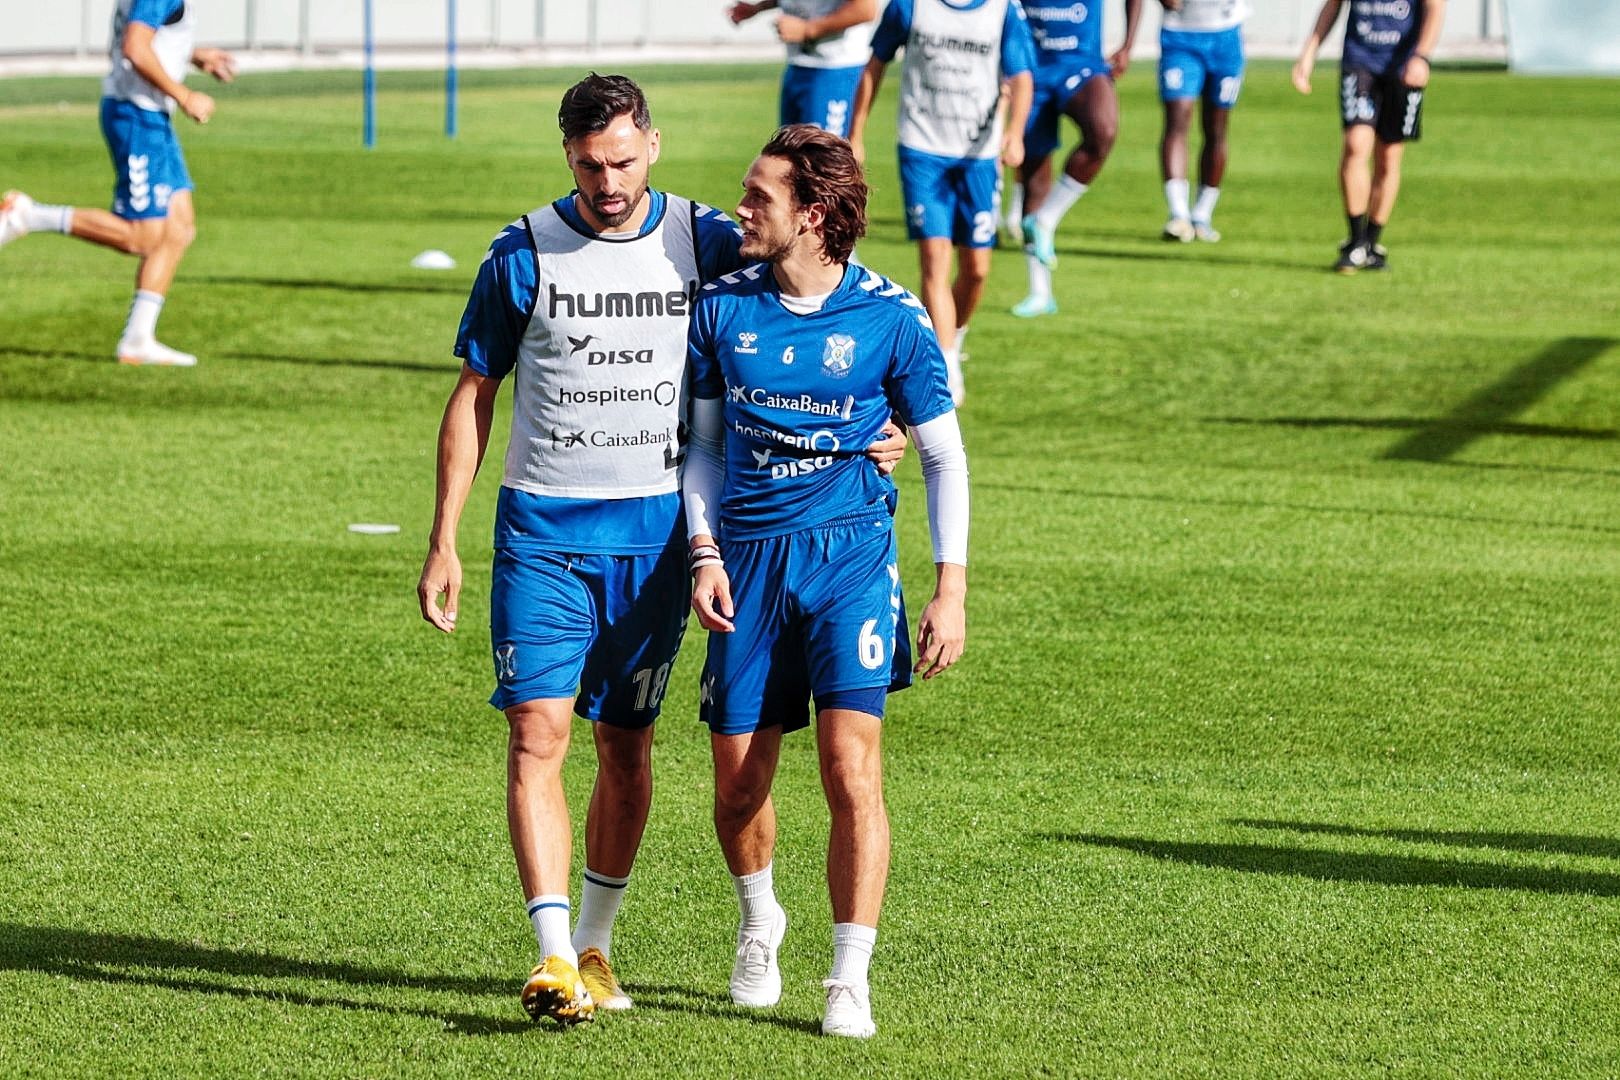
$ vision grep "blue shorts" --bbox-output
[780,64,864,137]
[700,512,913,736]
[1026,59,1111,163]
[489,539,688,726]
[100,97,192,221]
[1158,27,1245,107]
[897,147,1001,247]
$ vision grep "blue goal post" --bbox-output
[361,0,461,148]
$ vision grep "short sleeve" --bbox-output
[1002,3,1036,76]
[870,0,913,62]
[885,307,953,428]
[687,293,725,400]
[128,0,183,28]
[453,223,536,380]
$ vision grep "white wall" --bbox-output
[0,0,1507,56]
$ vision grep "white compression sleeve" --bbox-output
[683,395,726,539]
[911,411,969,566]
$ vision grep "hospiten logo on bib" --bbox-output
[822,334,857,379]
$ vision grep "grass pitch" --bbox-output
[2,61,1619,1077]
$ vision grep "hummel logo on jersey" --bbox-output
[568,334,597,355]
[547,280,697,319]
[736,332,759,355]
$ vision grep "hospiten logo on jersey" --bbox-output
[822,334,857,379]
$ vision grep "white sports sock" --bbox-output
[122,290,165,343]
[1192,185,1221,225]
[1004,182,1024,230]
[733,864,779,936]
[25,201,72,234]
[1034,174,1087,232]
[1165,179,1191,221]
[829,923,877,986]
[572,868,629,958]
[954,323,970,352]
[526,895,576,964]
[1024,252,1052,302]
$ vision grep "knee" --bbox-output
[955,259,989,291]
[823,755,882,818]
[714,767,771,820]
[1089,121,1118,158]
[508,712,570,769]
[595,728,652,785]
[166,215,196,252]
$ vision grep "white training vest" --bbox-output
[783,0,877,69]
[898,0,1012,161]
[503,196,700,500]
[103,0,195,114]
[1161,0,1249,33]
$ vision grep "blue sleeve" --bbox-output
[870,0,913,62]
[1002,3,1036,76]
[885,305,953,428]
[128,0,183,28]
[453,223,536,380]
[688,292,726,400]
[693,204,746,282]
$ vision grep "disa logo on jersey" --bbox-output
[567,334,654,366]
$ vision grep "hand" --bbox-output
[776,14,811,43]
[194,48,237,83]
[1108,46,1131,79]
[1291,56,1314,94]
[691,564,735,633]
[865,420,908,477]
[913,590,965,679]
[1401,54,1431,88]
[849,135,866,167]
[1000,131,1025,170]
[179,89,216,124]
[727,1,760,24]
[418,546,462,633]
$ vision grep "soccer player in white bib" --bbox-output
[1155,0,1248,243]
[417,75,903,1026]
[1293,0,1447,273]
[0,0,235,367]
[848,0,1036,406]
[727,0,881,137]
[684,124,969,1038]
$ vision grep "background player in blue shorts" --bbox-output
[683,124,969,1038]
[1156,0,1247,242]
[1293,0,1447,273]
[418,75,903,1027]
[0,0,235,366]
[727,0,880,137]
[1008,0,1143,318]
[848,0,1035,405]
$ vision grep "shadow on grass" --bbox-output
[1044,243,1320,273]
[1229,819,1620,860]
[1209,415,1618,443]
[1051,834,1620,897]
[0,924,819,1036]
[194,275,469,296]
[0,344,453,375]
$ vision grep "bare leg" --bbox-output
[1019,155,1054,219]
[916,238,959,355]
[506,698,577,901]
[1197,99,1231,189]
[1063,77,1120,185]
[1340,124,1376,220]
[1368,138,1405,226]
[950,245,991,332]
[1160,99,1194,183]
[816,709,889,927]
[584,722,654,878]
[134,190,196,295]
[712,727,783,877]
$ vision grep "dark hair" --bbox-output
[558,73,652,142]
[759,124,868,264]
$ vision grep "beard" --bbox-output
[589,181,649,229]
[739,231,794,264]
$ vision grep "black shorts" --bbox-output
[1339,66,1424,143]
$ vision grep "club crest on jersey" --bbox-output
[822,334,856,379]
[736,332,759,355]
[494,644,518,682]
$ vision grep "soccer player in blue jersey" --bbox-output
[727,0,880,137]
[1155,0,1248,243]
[684,124,969,1038]
[848,0,1036,405]
[1293,0,1447,273]
[0,0,235,366]
[417,75,904,1027]
[1008,0,1143,318]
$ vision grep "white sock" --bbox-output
[1192,185,1221,225]
[1004,182,1024,229]
[1165,179,1191,221]
[954,323,970,353]
[1034,174,1087,232]
[526,894,576,964]
[25,201,73,234]
[733,864,779,936]
[572,868,629,958]
[1024,252,1052,302]
[829,922,877,986]
[121,290,165,343]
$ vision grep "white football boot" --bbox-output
[821,979,876,1038]
[1162,216,1196,243]
[0,190,34,249]
[117,337,198,367]
[729,903,787,1007]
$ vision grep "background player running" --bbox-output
[1008,0,1143,318]
[1156,0,1248,243]
[0,0,235,367]
[727,0,880,136]
[1293,0,1447,273]
[684,124,969,1039]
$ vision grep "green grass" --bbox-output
[3,60,1619,1077]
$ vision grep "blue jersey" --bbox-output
[1342,0,1426,75]
[688,262,955,541]
[455,189,744,554]
[1023,1,1105,67]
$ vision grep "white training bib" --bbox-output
[783,0,877,69]
[103,0,196,114]
[1161,0,1249,33]
[898,0,1013,161]
[502,196,700,500]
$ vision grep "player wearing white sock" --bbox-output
[1157,0,1248,243]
